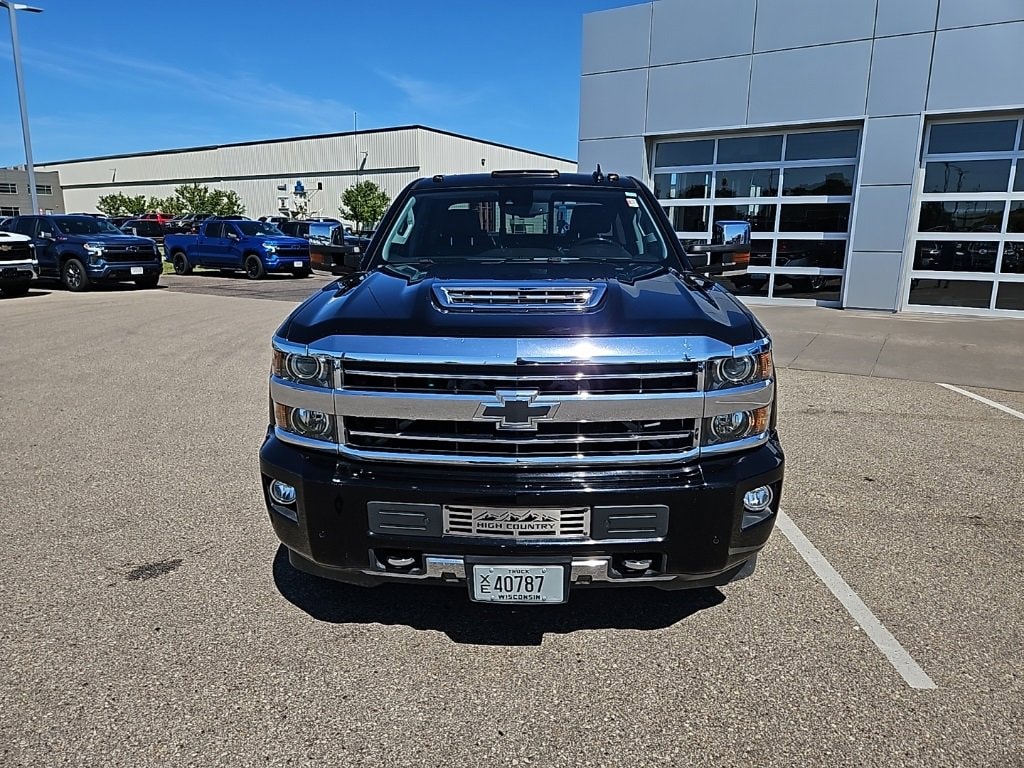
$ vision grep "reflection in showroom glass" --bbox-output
[1009,202,1024,233]
[772,273,842,301]
[923,160,1011,194]
[918,201,1005,233]
[655,139,713,168]
[784,129,860,161]
[776,239,846,269]
[665,206,708,232]
[995,282,1024,310]
[782,165,854,196]
[654,172,710,200]
[1001,242,1024,273]
[714,168,779,198]
[712,204,776,232]
[717,135,783,164]
[779,203,850,232]
[912,241,999,273]
[927,120,1017,154]
[908,279,993,308]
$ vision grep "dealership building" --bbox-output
[37,125,576,225]
[579,0,1024,316]
[0,168,65,217]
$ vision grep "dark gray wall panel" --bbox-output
[938,0,1024,29]
[928,22,1024,110]
[867,33,933,116]
[748,42,872,124]
[646,57,751,133]
[875,0,938,36]
[845,251,905,310]
[650,0,755,66]
[754,0,875,51]
[851,185,914,252]
[579,69,649,140]
[582,3,654,75]
[577,137,648,178]
[859,116,924,186]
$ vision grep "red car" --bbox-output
[140,212,174,225]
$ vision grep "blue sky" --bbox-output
[0,0,640,166]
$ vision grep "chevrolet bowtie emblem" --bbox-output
[475,390,559,431]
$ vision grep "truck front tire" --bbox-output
[244,255,266,280]
[61,258,90,292]
[172,252,192,275]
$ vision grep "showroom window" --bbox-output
[0,182,16,194]
[653,127,860,305]
[907,117,1024,313]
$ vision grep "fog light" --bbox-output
[269,480,297,506]
[385,554,417,569]
[743,485,773,512]
[621,558,653,572]
[290,408,332,438]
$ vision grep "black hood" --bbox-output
[282,267,757,346]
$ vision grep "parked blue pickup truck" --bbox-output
[164,219,312,279]
[1,214,161,291]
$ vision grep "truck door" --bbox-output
[198,221,224,267]
[222,223,245,268]
[20,217,57,277]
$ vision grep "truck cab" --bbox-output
[259,170,783,604]
[164,219,311,279]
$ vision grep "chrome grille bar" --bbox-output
[433,282,606,311]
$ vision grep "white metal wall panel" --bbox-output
[39,127,571,219]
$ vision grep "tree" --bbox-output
[150,183,246,217]
[340,181,390,231]
[96,192,148,216]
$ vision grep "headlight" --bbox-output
[263,242,279,253]
[272,348,332,387]
[274,402,335,441]
[708,350,773,390]
[84,242,105,256]
[702,406,770,446]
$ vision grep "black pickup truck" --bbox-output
[259,170,783,604]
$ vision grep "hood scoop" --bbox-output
[432,281,606,312]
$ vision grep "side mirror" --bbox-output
[688,220,751,275]
[227,231,240,241]
[39,231,53,239]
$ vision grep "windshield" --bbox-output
[54,217,122,236]
[125,221,163,235]
[236,221,284,237]
[379,186,670,267]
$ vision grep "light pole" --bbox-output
[1,1,43,216]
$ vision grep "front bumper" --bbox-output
[87,260,162,281]
[259,432,784,594]
[0,260,39,282]
[265,253,311,273]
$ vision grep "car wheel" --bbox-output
[0,281,31,297]
[244,255,266,280]
[293,268,311,278]
[134,275,160,289]
[172,252,192,275]
[62,258,91,292]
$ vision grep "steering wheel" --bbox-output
[571,235,618,249]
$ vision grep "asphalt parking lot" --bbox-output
[1,277,1022,767]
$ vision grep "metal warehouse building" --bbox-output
[580,0,1024,316]
[38,125,576,222]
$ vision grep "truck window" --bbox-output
[204,222,224,238]
[14,217,35,236]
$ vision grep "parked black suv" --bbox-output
[3,214,162,291]
[260,170,781,604]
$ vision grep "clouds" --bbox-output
[377,70,487,112]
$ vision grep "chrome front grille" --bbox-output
[0,243,32,262]
[443,505,590,538]
[341,360,699,395]
[433,282,606,311]
[344,416,697,459]
[103,245,157,262]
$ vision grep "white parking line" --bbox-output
[937,383,1024,420]
[776,510,937,690]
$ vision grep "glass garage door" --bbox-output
[652,127,860,305]
[905,117,1024,314]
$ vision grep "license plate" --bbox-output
[470,565,565,604]
[293,260,303,267]
[130,266,144,275]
